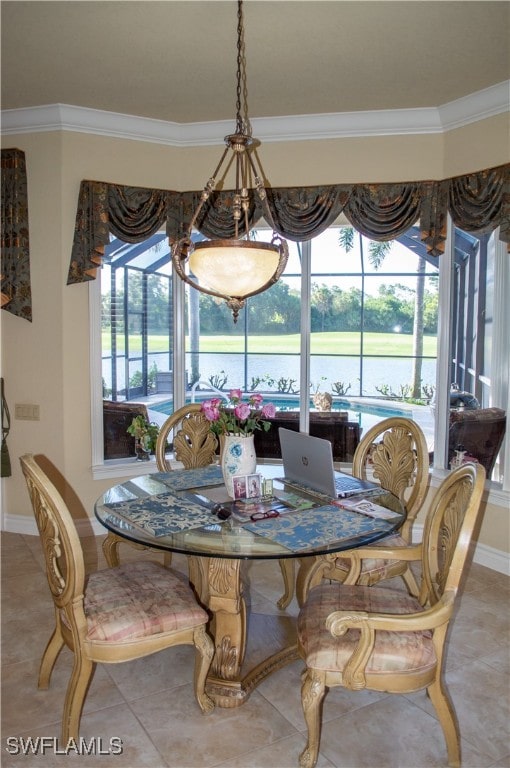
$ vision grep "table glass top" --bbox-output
[94,465,405,560]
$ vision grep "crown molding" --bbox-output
[1,81,508,145]
[439,81,510,130]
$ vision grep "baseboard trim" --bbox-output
[4,514,509,576]
[412,523,510,576]
[3,513,106,538]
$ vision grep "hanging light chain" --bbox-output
[235,0,245,135]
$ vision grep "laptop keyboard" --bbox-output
[334,476,363,492]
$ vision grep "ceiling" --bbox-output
[1,1,509,125]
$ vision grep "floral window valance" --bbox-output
[67,164,510,285]
[1,148,31,320]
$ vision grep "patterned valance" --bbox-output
[3,151,507,320]
[67,164,510,285]
[1,148,31,320]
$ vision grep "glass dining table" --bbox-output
[95,463,405,708]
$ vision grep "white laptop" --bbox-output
[278,428,379,499]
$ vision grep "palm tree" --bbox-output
[339,227,425,399]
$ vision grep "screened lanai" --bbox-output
[101,226,481,405]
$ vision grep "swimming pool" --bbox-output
[150,395,408,433]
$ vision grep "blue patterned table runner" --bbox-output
[105,491,215,536]
[152,465,223,491]
[242,505,397,552]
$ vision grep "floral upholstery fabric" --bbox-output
[298,583,435,675]
[83,561,208,642]
[334,533,406,582]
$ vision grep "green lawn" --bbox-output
[103,331,437,357]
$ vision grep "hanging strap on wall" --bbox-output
[1,378,11,477]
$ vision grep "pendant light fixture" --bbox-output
[172,0,289,322]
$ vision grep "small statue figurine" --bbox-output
[312,391,333,411]
[450,444,467,469]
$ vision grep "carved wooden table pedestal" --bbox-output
[189,555,298,707]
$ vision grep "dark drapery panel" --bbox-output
[108,185,170,242]
[1,148,31,321]
[344,182,424,244]
[67,183,182,284]
[67,181,109,284]
[418,180,449,258]
[266,186,350,241]
[448,165,510,243]
[67,163,509,284]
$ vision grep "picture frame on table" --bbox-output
[233,473,262,500]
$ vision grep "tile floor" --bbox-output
[2,530,509,768]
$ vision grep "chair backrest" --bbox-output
[448,407,506,475]
[254,411,360,462]
[103,400,149,459]
[420,462,485,607]
[155,403,218,471]
[352,417,429,539]
[19,454,86,619]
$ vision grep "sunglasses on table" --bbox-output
[210,504,232,520]
[250,509,280,522]
[210,504,280,523]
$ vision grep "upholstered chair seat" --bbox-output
[81,561,209,644]
[298,582,435,679]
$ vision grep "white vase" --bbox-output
[220,434,257,498]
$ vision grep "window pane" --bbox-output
[185,232,302,395]
[310,227,438,400]
[100,235,173,459]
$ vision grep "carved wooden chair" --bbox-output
[20,454,214,744]
[155,403,218,472]
[103,403,218,568]
[296,417,430,605]
[297,462,486,768]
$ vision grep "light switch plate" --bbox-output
[14,404,40,420]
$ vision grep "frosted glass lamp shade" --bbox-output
[189,240,283,298]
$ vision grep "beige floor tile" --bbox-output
[463,562,508,591]
[445,659,510,762]
[2,704,170,768]
[1,608,55,666]
[2,531,509,768]
[448,596,509,658]
[129,685,298,768]
[487,755,510,768]
[214,732,336,767]
[404,658,510,764]
[317,693,492,768]
[1,571,51,611]
[105,644,205,701]
[1,534,42,579]
[257,659,387,733]
[481,645,510,676]
[2,654,124,737]
[245,558,297,609]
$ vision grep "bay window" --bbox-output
[93,222,507,493]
